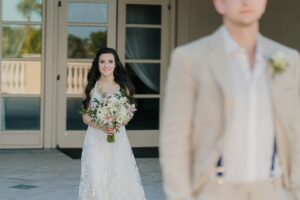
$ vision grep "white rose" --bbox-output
[272,52,285,66]
[116,115,125,124]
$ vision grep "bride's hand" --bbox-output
[106,128,116,135]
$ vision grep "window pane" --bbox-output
[68,3,107,23]
[0,97,40,130]
[1,61,41,94]
[126,4,161,25]
[126,63,160,94]
[2,0,42,22]
[126,28,161,60]
[2,25,42,58]
[126,98,159,130]
[66,62,90,94]
[66,98,87,130]
[68,26,107,59]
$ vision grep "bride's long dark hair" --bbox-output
[82,47,135,109]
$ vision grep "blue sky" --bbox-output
[2,0,42,21]
[2,0,108,39]
[67,2,107,24]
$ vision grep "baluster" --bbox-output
[67,64,73,94]
[7,62,14,93]
[5,62,11,93]
[15,62,21,93]
[20,62,26,93]
[73,65,79,94]
[1,62,7,93]
[78,65,83,94]
[83,65,88,89]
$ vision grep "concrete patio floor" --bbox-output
[0,149,165,200]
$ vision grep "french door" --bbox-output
[56,0,170,148]
[117,0,169,147]
[56,0,117,147]
[0,0,45,148]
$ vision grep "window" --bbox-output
[0,0,43,130]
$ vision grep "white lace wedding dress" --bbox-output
[78,87,147,200]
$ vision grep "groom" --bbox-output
[160,0,300,200]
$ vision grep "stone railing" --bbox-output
[1,61,90,95]
[66,63,90,94]
[1,61,26,94]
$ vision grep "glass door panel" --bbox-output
[124,3,163,130]
[117,0,169,147]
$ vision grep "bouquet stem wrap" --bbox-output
[107,134,115,143]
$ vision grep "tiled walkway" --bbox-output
[0,149,165,200]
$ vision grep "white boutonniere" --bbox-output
[268,51,288,77]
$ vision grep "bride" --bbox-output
[78,47,146,200]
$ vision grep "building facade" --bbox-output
[0,0,299,149]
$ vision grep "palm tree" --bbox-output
[17,0,41,21]
[14,0,42,57]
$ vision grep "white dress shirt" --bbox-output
[221,26,280,183]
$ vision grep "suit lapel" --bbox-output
[261,35,280,101]
[261,36,291,188]
[261,36,287,128]
[208,28,234,124]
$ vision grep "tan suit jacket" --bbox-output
[160,27,300,200]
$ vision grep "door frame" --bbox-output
[0,0,46,148]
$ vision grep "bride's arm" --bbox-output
[81,88,115,134]
[81,88,106,132]
[82,113,98,129]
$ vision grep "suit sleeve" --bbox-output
[159,47,196,200]
[290,50,300,200]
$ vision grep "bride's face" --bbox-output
[99,53,116,77]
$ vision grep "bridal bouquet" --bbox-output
[80,92,137,143]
